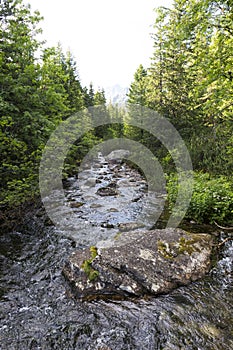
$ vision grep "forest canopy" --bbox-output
[0,0,105,206]
[127,0,233,224]
[128,0,233,175]
[0,0,232,225]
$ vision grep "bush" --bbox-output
[167,172,233,225]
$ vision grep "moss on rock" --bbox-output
[81,246,99,281]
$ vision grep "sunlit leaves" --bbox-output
[146,0,233,174]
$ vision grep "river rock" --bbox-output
[106,149,130,161]
[84,177,96,186]
[69,202,84,208]
[63,228,213,301]
[96,183,118,196]
[118,222,145,232]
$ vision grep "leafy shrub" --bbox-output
[167,172,233,225]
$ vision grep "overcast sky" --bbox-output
[29,0,172,90]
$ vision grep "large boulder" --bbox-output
[106,149,130,161]
[63,228,213,301]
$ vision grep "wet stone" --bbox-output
[84,177,97,186]
[101,223,115,229]
[96,186,118,197]
[118,222,145,232]
[92,163,103,169]
[90,203,102,209]
[63,228,214,301]
[70,202,84,208]
[131,195,143,202]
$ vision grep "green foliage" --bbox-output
[1,0,232,234]
[127,65,150,143]
[106,103,126,139]
[127,64,148,106]
[125,0,233,226]
[0,0,107,208]
[63,131,100,177]
[167,172,233,225]
[83,83,95,107]
[0,0,44,207]
[129,0,233,175]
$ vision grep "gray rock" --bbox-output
[84,177,96,187]
[118,222,145,232]
[90,203,102,209]
[69,202,84,209]
[106,149,130,161]
[101,223,115,229]
[108,208,119,212]
[63,228,213,301]
[96,185,118,196]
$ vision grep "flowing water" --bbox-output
[0,154,232,349]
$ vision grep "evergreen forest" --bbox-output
[0,0,232,226]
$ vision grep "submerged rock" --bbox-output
[63,228,213,301]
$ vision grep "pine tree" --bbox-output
[40,45,84,121]
[83,83,95,107]
[0,1,90,205]
[146,0,233,174]
[0,0,45,203]
[61,50,84,115]
[127,64,148,106]
[126,65,148,143]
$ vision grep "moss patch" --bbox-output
[157,240,175,259]
[157,235,202,259]
[178,236,200,254]
[81,246,99,281]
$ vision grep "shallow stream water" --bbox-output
[0,154,232,349]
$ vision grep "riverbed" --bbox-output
[0,154,232,349]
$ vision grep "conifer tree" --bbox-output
[146,0,233,173]
[0,0,44,203]
[126,65,148,143]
